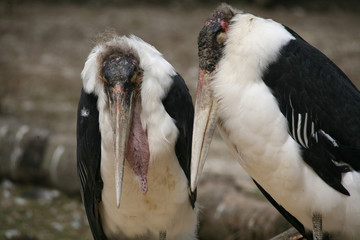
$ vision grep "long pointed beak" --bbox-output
[109,82,134,208]
[190,69,218,193]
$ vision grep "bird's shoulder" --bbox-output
[77,89,102,191]
[162,73,196,207]
[261,27,360,194]
[77,89,107,240]
[263,26,360,146]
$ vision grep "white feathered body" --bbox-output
[213,13,360,239]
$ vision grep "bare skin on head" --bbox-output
[191,4,238,192]
[101,52,149,207]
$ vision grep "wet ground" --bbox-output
[0,179,89,240]
[0,2,359,240]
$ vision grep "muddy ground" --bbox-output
[0,2,359,240]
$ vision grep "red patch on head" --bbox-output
[221,19,228,32]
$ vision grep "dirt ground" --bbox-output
[0,2,360,240]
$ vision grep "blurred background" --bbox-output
[0,0,359,239]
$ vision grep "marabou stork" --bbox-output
[76,35,197,240]
[191,4,360,240]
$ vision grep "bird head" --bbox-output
[191,4,238,192]
[83,38,146,208]
[82,35,177,208]
[101,51,147,208]
[198,3,237,73]
[102,53,141,129]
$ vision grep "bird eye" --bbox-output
[216,32,226,44]
[130,73,137,83]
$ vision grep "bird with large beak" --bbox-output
[191,4,360,240]
[77,35,197,240]
[103,52,146,206]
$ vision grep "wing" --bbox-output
[162,73,196,208]
[254,179,332,240]
[262,26,360,195]
[76,89,107,240]
[253,180,310,240]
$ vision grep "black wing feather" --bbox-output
[254,180,333,240]
[162,73,196,208]
[77,89,107,240]
[253,179,310,240]
[262,26,360,195]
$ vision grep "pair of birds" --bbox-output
[77,4,360,240]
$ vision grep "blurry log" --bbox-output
[269,227,305,240]
[0,116,78,193]
[1,116,296,239]
[197,174,291,240]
